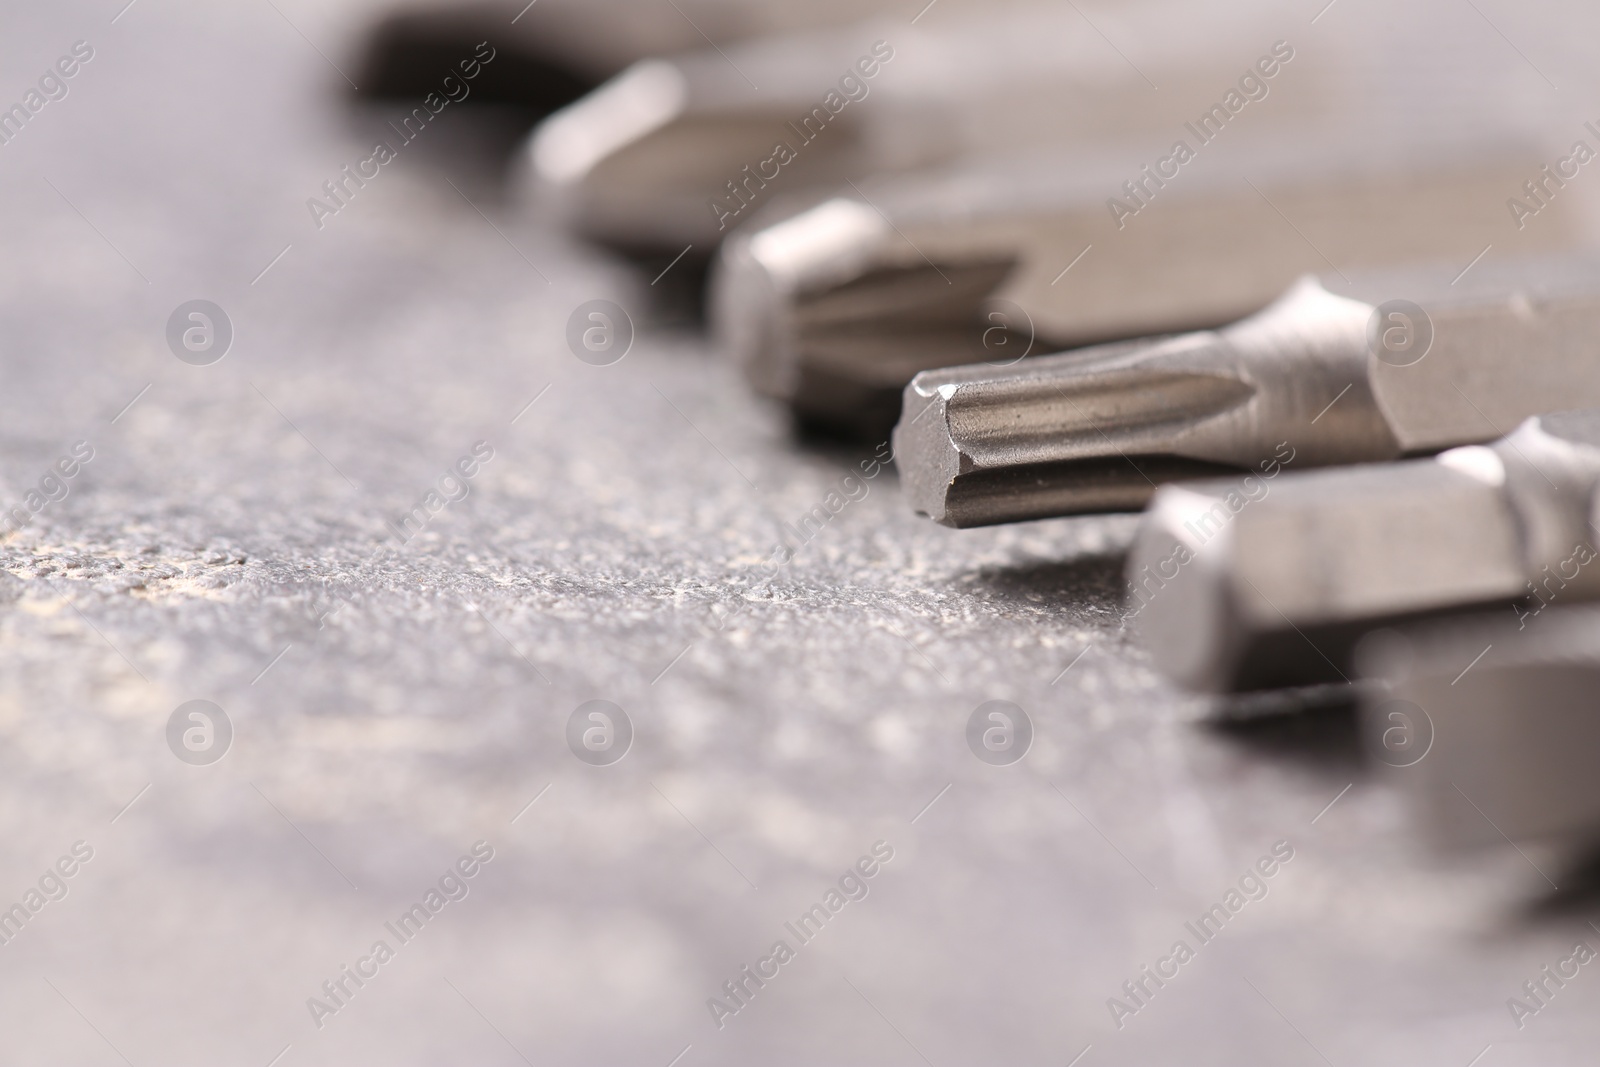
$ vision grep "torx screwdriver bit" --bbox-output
[526,0,1331,253]
[1357,608,1600,851]
[896,256,1600,528]
[1125,409,1600,694]
[727,130,1585,436]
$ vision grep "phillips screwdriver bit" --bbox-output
[896,256,1600,528]
[526,0,1336,253]
[727,131,1585,436]
[1357,607,1600,851]
[1125,409,1600,694]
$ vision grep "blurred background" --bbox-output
[2,0,1599,1063]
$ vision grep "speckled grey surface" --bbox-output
[1,2,1599,1065]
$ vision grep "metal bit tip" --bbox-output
[893,278,1397,527]
[894,337,1259,527]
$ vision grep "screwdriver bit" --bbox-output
[1357,607,1600,851]
[896,255,1600,527]
[729,129,1585,436]
[527,0,1332,253]
[1125,409,1600,693]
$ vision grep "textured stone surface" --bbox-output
[1,2,1598,1065]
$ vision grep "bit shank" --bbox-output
[897,257,1600,526]
[1127,410,1600,693]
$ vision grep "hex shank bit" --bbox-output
[1126,410,1600,693]
[728,130,1588,437]
[896,257,1600,527]
[527,0,1337,252]
[1357,608,1600,851]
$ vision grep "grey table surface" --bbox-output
[1,2,1598,1065]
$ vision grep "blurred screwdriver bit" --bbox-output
[357,0,923,115]
[527,0,1336,253]
[1358,608,1600,851]
[897,255,1600,527]
[728,131,1585,436]
[1126,409,1600,693]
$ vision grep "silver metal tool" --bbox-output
[706,0,1578,433]
[1357,607,1600,851]
[534,0,1559,252]
[526,0,1335,252]
[1125,409,1600,693]
[725,130,1588,436]
[896,256,1600,527]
